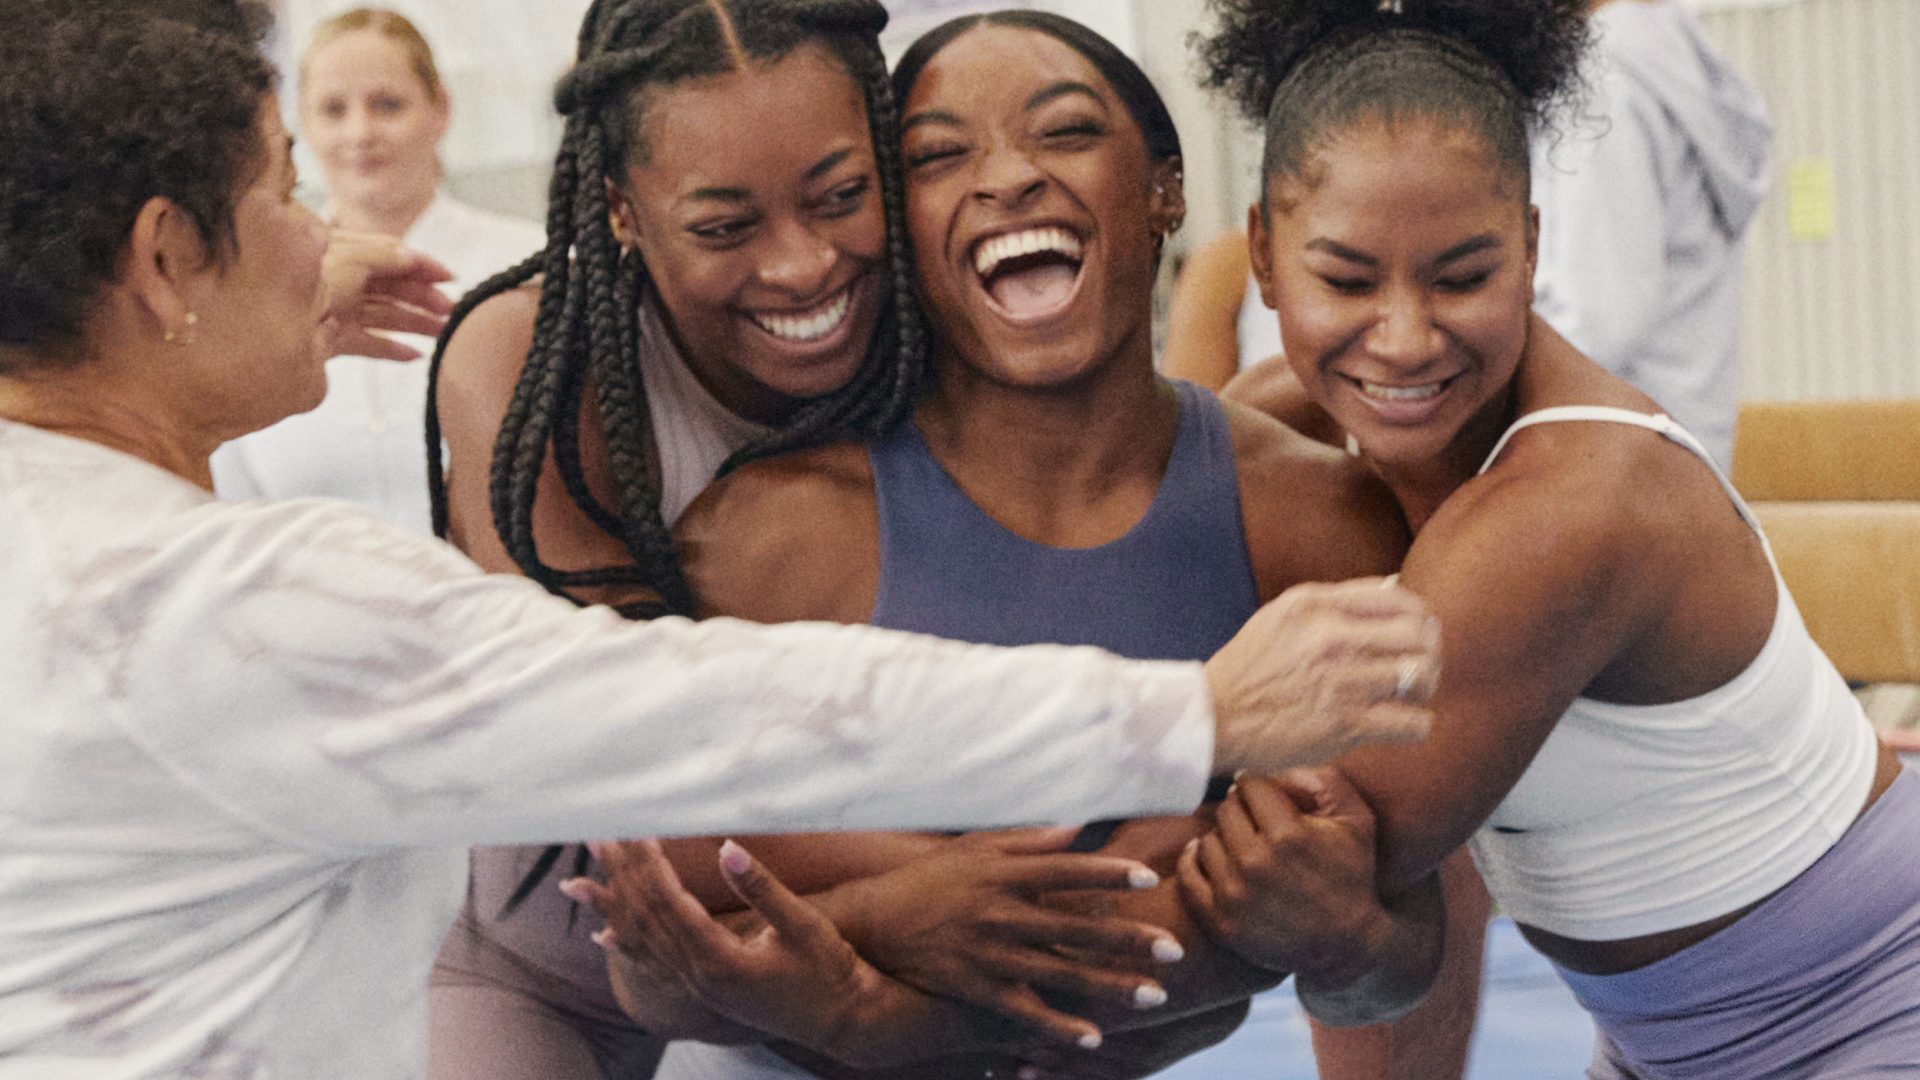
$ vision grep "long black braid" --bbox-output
[421,0,925,914]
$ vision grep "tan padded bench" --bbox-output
[1732,400,1920,685]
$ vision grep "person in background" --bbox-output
[213,7,543,531]
[1162,227,1282,392]
[1530,0,1771,470]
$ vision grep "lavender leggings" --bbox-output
[1567,769,1920,1079]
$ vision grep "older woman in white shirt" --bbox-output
[213,8,544,532]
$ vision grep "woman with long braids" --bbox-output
[426,3,925,1071]
[1180,1,1920,1076]
[424,2,1440,1077]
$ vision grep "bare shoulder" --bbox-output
[435,281,540,418]
[1405,422,1686,629]
[1221,357,1345,449]
[1218,396,1409,598]
[676,441,880,624]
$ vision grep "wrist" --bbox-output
[1292,902,1391,993]
[1201,662,1244,774]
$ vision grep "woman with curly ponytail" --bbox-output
[1196,2,1920,1077]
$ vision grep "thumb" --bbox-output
[1277,766,1373,823]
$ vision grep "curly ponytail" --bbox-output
[1197,0,1589,199]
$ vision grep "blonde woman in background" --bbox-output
[213,8,543,531]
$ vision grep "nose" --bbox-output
[1364,287,1447,370]
[341,105,375,144]
[757,218,838,298]
[971,143,1046,211]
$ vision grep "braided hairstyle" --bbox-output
[424,0,923,620]
[421,0,921,914]
[1197,0,1589,210]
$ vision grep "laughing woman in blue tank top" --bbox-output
[572,12,1465,1080]
[1178,1,1919,1077]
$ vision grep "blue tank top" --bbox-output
[869,380,1260,662]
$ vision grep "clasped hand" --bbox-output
[1175,768,1389,986]
[569,829,1189,1065]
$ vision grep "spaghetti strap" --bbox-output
[1477,405,1769,548]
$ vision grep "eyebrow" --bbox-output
[1306,234,1502,266]
[1025,80,1107,113]
[679,147,861,207]
[900,80,1110,135]
[805,148,855,183]
[901,109,961,135]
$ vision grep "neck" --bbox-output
[916,333,1178,545]
[332,178,438,239]
[0,361,214,488]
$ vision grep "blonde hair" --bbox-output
[303,8,444,102]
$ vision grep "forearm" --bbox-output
[1293,870,1445,1027]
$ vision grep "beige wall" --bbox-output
[1696,0,1920,400]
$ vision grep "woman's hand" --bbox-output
[1206,579,1440,776]
[569,838,1082,1067]
[832,828,1185,1044]
[318,230,454,361]
[1177,769,1388,978]
[1175,769,1443,1025]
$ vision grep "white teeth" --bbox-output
[1360,380,1445,402]
[972,226,1084,279]
[749,287,852,343]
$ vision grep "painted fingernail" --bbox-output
[558,877,588,901]
[1127,866,1160,890]
[1134,983,1168,1009]
[718,839,752,876]
[1077,1031,1103,1050]
[590,927,617,951]
[1152,937,1185,963]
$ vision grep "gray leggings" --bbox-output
[429,912,665,1080]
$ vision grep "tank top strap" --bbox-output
[1478,405,1767,546]
[1158,380,1244,518]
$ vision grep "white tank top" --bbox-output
[1466,406,1880,940]
[635,296,774,526]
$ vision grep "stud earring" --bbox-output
[164,311,199,345]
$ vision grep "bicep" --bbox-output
[1334,506,1644,889]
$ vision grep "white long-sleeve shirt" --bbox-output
[0,419,1212,1079]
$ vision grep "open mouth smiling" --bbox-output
[746,283,855,344]
[970,225,1086,324]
